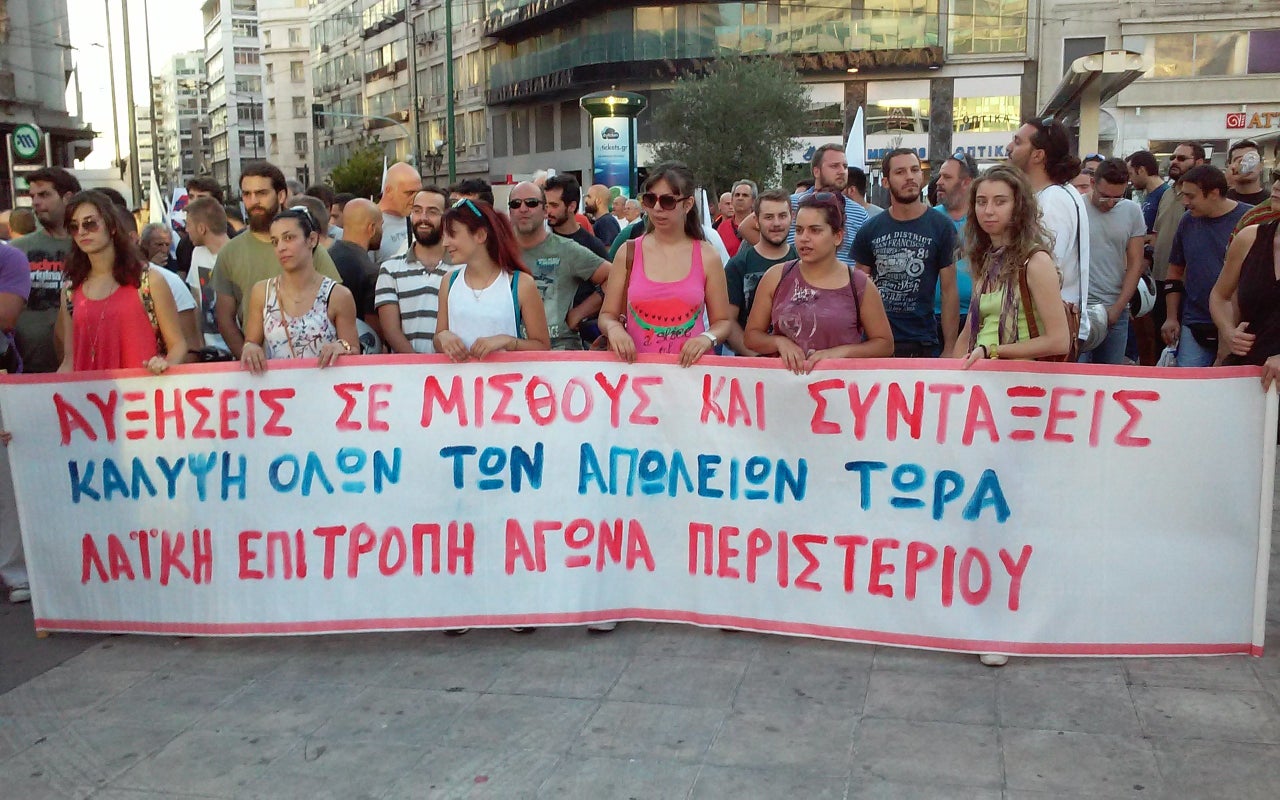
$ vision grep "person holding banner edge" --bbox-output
[743,192,894,372]
[434,198,551,361]
[953,166,1071,371]
[597,162,733,367]
[239,208,359,373]
[56,191,188,375]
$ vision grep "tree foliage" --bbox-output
[328,143,387,199]
[650,58,810,196]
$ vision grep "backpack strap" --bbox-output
[138,268,166,355]
[1016,263,1041,341]
[510,270,523,336]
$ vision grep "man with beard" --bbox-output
[932,153,977,352]
[545,175,608,259]
[852,148,959,358]
[210,161,342,358]
[508,181,610,350]
[10,167,80,373]
[724,188,795,356]
[1007,117,1091,352]
[716,179,756,258]
[1150,142,1206,341]
[375,187,456,354]
[739,144,869,260]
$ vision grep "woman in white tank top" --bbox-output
[434,199,550,359]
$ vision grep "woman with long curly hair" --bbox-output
[434,198,550,360]
[56,191,187,373]
[952,166,1070,367]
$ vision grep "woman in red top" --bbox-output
[56,191,187,373]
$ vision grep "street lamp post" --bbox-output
[444,0,455,182]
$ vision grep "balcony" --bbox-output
[485,0,592,39]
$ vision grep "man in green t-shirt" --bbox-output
[211,161,342,358]
[508,182,610,350]
[10,167,80,373]
[724,189,796,356]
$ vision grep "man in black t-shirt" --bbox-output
[546,175,608,259]
[852,148,958,357]
[327,198,383,324]
[725,189,796,356]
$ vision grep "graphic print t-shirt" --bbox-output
[725,245,797,327]
[851,208,956,346]
[11,229,72,373]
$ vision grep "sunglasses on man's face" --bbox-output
[640,192,685,211]
[507,198,542,210]
[68,216,103,236]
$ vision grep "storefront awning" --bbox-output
[1039,50,1146,155]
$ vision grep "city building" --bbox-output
[309,0,367,177]
[481,1,1036,186]
[155,51,213,195]
[413,1,491,184]
[202,0,266,196]
[260,0,315,185]
[0,0,96,205]
[1038,1,1280,169]
[133,104,155,204]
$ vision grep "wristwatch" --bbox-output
[701,331,719,346]
[989,343,999,359]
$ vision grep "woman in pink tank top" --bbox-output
[56,191,188,374]
[597,163,732,366]
[745,192,893,373]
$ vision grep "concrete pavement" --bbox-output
[2,527,1279,798]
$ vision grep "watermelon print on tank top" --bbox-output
[626,234,708,355]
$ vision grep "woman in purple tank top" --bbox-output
[744,192,893,373]
[597,162,732,367]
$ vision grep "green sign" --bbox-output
[12,124,42,160]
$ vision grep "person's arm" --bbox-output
[809,278,895,365]
[743,264,808,372]
[145,268,188,372]
[0,292,24,332]
[598,240,636,363]
[318,284,359,368]
[215,293,245,358]
[1109,234,1145,327]
[938,264,959,356]
[433,276,469,361]
[737,213,760,247]
[678,245,732,367]
[969,253,1069,363]
[239,281,269,374]
[723,256,757,357]
[56,293,75,373]
[1212,226,1257,359]
[566,258,610,330]
[1162,262,1185,346]
[376,301,413,354]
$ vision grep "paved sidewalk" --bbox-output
[2,528,1278,798]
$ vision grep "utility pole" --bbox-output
[121,0,142,206]
[444,0,455,182]
[104,0,123,179]
[406,9,422,169]
[142,0,159,191]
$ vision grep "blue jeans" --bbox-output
[1080,316,1129,365]
[1175,324,1217,367]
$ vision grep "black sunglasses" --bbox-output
[507,198,543,209]
[640,192,685,211]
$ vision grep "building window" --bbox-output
[264,64,273,84]
[234,47,260,66]
[294,133,308,153]
[952,95,1020,133]
[559,101,580,151]
[288,27,302,47]
[1145,31,1248,78]
[469,110,486,146]
[430,64,445,96]
[1063,37,1106,74]
[262,30,272,49]
[1249,30,1280,73]
[948,0,1028,55]
[290,61,305,82]
[232,19,258,39]
[455,114,467,147]
[492,112,509,157]
[512,109,530,156]
[292,96,306,117]
[535,104,555,153]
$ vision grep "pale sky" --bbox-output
[70,0,205,169]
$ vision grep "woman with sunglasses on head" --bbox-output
[55,191,188,374]
[240,207,359,374]
[953,166,1071,369]
[744,193,894,373]
[434,199,550,360]
[597,162,732,366]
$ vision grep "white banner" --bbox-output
[1,355,1274,656]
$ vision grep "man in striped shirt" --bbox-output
[375,187,458,354]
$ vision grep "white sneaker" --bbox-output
[979,653,1009,667]
[8,585,30,603]
[587,622,617,633]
